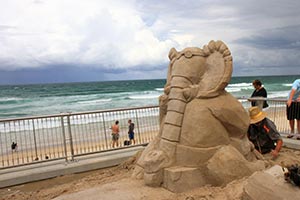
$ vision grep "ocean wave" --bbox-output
[52,94,115,105]
[155,88,164,91]
[128,94,160,99]
[226,88,241,92]
[42,93,101,99]
[0,112,28,119]
[228,82,252,87]
[268,91,290,98]
[77,99,112,104]
[227,82,253,92]
[282,83,293,87]
[0,97,23,103]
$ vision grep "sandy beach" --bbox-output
[1,146,300,200]
[0,113,159,168]
[0,129,157,168]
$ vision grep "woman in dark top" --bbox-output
[251,79,269,108]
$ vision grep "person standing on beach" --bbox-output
[247,106,283,158]
[128,119,135,145]
[250,79,268,109]
[286,79,300,139]
[111,120,120,148]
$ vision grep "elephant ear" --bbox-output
[165,48,179,90]
[168,47,178,61]
[197,40,233,98]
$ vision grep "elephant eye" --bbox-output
[184,51,193,58]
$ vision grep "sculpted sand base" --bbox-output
[133,40,265,192]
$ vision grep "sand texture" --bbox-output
[0,147,300,200]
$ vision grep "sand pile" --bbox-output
[133,40,266,192]
[0,147,299,200]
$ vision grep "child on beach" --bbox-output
[111,120,120,148]
[287,79,300,139]
[128,119,135,145]
[11,142,18,152]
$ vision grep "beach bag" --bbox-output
[124,140,131,146]
[284,164,300,186]
[11,142,17,150]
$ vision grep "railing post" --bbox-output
[257,99,264,110]
[31,119,39,161]
[273,101,278,124]
[102,114,108,149]
[60,116,68,162]
[66,114,75,161]
[134,110,141,144]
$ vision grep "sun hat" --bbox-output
[248,106,267,124]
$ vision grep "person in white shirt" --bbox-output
[286,79,300,139]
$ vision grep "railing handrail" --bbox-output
[245,97,287,102]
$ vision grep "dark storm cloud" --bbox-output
[235,25,300,50]
[0,66,109,85]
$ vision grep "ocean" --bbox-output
[0,75,298,119]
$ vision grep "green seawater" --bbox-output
[0,75,298,119]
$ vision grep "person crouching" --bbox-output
[247,106,283,158]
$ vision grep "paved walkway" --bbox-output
[282,136,300,150]
[0,146,144,188]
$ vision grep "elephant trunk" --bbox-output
[161,76,193,142]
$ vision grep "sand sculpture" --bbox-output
[133,40,265,192]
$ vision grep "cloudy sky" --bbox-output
[0,0,299,84]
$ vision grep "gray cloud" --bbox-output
[0,0,299,84]
[234,25,300,50]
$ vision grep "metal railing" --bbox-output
[241,97,291,135]
[0,106,159,169]
[0,98,295,169]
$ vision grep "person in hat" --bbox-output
[247,106,283,158]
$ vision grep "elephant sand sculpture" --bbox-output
[132,40,265,193]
